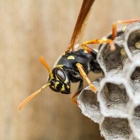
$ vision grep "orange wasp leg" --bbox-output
[70,63,97,105]
[71,92,79,105]
[112,19,140,39]
[76,63,97,93]
[82,39,115,51]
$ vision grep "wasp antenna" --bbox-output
[19,83,50,110]
[40,57,51,73]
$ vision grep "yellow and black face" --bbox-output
[48,66,71,94]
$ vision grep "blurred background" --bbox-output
[1,0,140,140]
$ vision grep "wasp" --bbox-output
[19,0,140,110]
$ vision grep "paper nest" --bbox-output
[77,22,140,140]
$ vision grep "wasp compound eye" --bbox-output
[56,69,66,82]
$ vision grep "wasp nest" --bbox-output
[78,22,140,140]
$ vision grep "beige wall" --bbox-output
[1,0,140,140]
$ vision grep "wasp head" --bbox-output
[48,66,71,94]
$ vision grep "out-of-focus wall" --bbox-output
[0,0,140,140]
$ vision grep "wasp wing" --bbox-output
[67,0,95,52]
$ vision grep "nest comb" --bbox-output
[78,22,140,140]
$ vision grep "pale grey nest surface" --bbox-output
[78,22,140,140]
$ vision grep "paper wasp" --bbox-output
[19,0,140,110]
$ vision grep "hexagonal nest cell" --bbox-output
[130,66,140,92]
[127,30,140,52]
[78,79,101,123]
[99,82,129,117]
[101,117,132,140]
[130,105,140,139]
[97,43,127,73]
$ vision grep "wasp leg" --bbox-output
[71,80,83,105]
[82,38,115,51]
[112,19,140,39]
[76,63,97,93]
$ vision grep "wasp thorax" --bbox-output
[48,67,71,94]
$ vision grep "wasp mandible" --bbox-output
[19,0,136,110]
